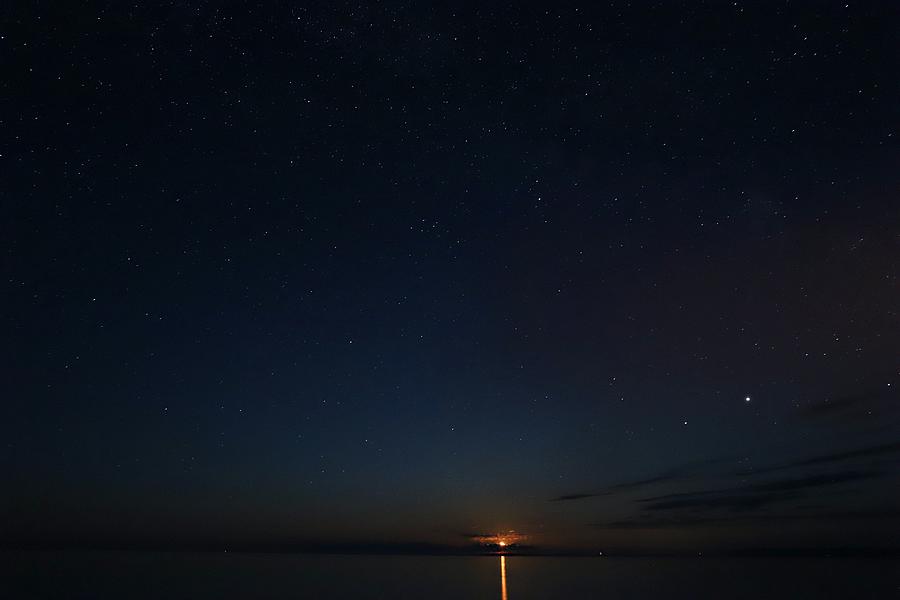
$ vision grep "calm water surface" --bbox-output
[4,552,898,599]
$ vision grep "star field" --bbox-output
[2,1,899,554]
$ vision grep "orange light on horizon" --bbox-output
[475,530,525,550]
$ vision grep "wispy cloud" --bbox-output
[643,492,793,512]
[747,470,881,492]
[550,474,681,502]
[551,493,605,502]
[550,459,730,502]
[638,470,882,512]
[735,442,900,476]
[797,390,893,420]
[591,508,900,530]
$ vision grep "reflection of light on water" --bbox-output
[500,555,508,600]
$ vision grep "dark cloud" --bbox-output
[800,394,870,418]
[747,470,881,492]
[640,470,882,512]
[795,389,899,428]
[736,441,900,476]
[641,470,882,503]
[798,390,891,418]
[591,508,900,530]
[551,493,604,502]
[607,474,683,491]
[591,516,724,529]
[644,492,792,512]
[550,474,680,502]
[550,458,732,501]
[640,488,720,503]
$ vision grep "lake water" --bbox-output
[3,552,897,599]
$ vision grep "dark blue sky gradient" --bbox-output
[3,1,899,553]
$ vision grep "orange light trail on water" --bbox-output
[500,555,508,600]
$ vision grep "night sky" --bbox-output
[3,2,899,555]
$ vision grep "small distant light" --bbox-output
[498,541,506,547]
[745,396,751,402]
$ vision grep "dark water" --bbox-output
[3,552,898,599]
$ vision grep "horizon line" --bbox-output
[3,540,899,559]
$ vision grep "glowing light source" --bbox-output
[473,530,525,551]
